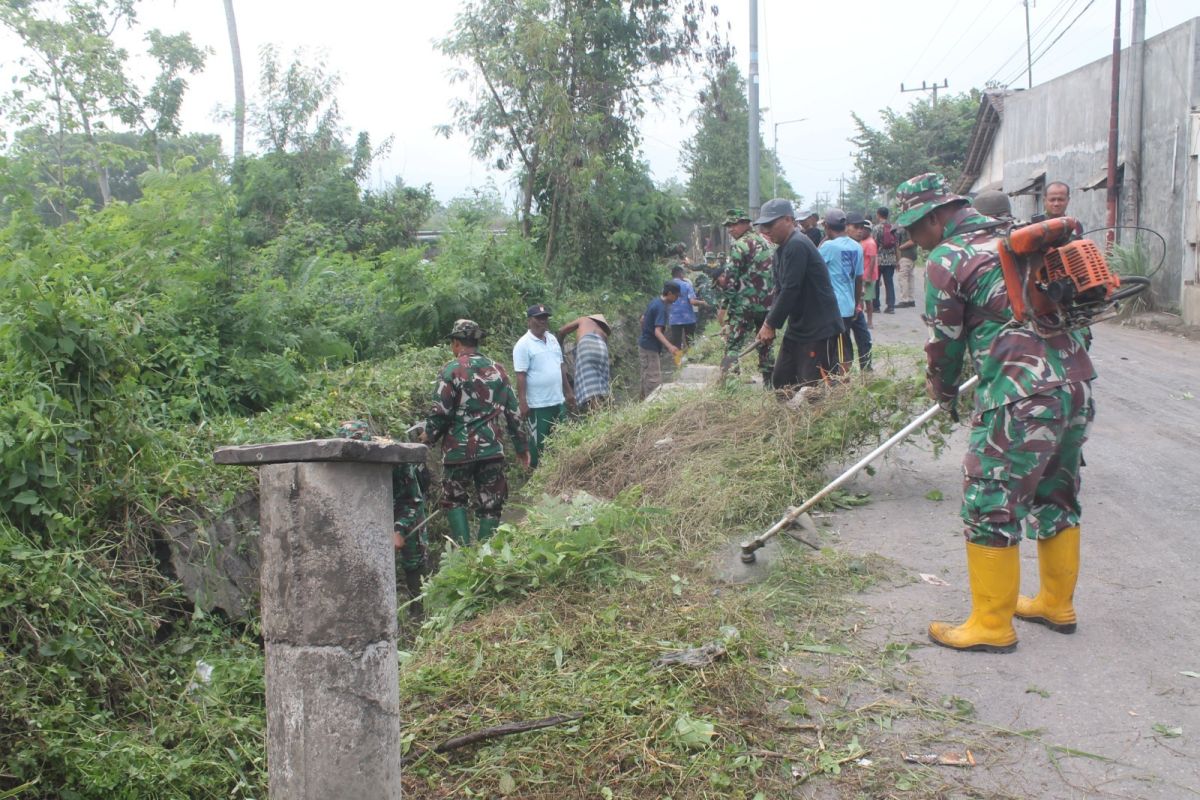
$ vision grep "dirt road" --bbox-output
[827,285,1199,798]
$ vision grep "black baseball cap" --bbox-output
[526,304,551,318]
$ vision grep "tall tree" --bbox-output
[1,0,139,210]
[438,0,729,286]
[222,0,246,161]
[1,0,207,216]
[681,64,794,225]
[850,90,980,197]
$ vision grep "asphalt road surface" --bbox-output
[828,284,1199,799]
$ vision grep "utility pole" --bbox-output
[748,0,761,215]
[772,117,808,198]
[1105,0,1121,245]
[1126,0,1146,231]
[1024,0,1034,89]
[900,79,949,107]
[830,174,846,208]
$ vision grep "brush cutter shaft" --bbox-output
[408,508,442,534]
[741,375,980,557]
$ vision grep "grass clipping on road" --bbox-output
[400,376,995,799]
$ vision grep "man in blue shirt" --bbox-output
[667,265,703,355]
[513,304,575,468]
[819,209,871,373]
[639,281,682,399]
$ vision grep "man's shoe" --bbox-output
[883,308,895,314]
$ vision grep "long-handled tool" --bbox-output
[739,374,980,564]
[720,340,767,373]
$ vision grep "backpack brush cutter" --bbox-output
[740,217,1152,565]
[997,216,1150,334]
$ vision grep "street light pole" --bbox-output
[772,117,808,199]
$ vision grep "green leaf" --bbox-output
[673,714,715,749]
[1152,724,1182,738]
[11,490,40,506]
[497,772,516,794]
[924,489,944,501]
[1180,671,1200,679]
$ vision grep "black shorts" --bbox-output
[668,323,696,349]
[771,335,839,389]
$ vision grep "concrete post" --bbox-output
[215,438,427,800]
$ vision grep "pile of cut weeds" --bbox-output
[398,377,1024,797]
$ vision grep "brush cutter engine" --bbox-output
[998,217,1149,335]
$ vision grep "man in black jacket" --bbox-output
[754,198,844,390]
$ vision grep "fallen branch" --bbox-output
[435,713,584,753]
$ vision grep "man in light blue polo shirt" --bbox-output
[513,304,575,468]
[818,208,870,373]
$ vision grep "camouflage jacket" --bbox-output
[693,270,716,305]
[425,352,528,464]
[923,207,1095,413]
[728,230,775,315]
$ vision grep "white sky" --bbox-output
[8,1,1200,208]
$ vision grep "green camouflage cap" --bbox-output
[723,207,751,225]
[894,172,967,227]
[448,318,484,341]
[337,419,371,440]
[704,251,717,260]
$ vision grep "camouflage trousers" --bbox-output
[724,312,774,375]
[441,458,508,520]
[394,499,427,572]
[961,381,1093,547]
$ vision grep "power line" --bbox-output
[1004,0,1096,87]
[999,0,1085,85]
[997,0,1082,85]
[945,3,1021,80]
[985,0,1078,85]
[925,1,998,77]
[896,1,963,93]
[998,0,1084,85]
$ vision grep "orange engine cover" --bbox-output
[1043,239,1121,297]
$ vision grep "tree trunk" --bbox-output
[223,0,246,161]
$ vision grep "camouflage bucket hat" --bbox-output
[723,207,751,226]
[448,318,484,341]
[894,172,967,227]
[337,419,371,440]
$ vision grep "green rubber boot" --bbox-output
[477,516,500,543]
[446,507,471,546]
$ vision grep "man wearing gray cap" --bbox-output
[798,209,823,247]
[753,198,844,390]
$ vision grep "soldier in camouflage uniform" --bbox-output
[721,207,776,382]
[336,419,430,600]
[692,256,718,330]
[422,319,530,545]
[897,172,1096,654]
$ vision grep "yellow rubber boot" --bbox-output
[1015,526,1079,634]
[929,542,1019,653]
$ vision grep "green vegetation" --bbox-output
[851,90,981,196]
[397,380,1002,798]
[0,3,998,798]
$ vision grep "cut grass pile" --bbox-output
[399,374,1017,798]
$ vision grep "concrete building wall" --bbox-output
[1000,17,1199,310]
